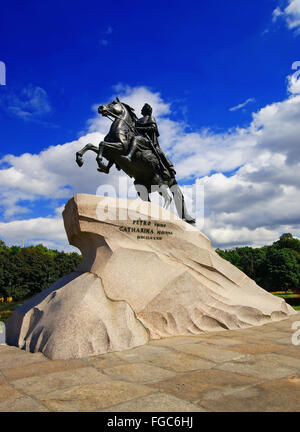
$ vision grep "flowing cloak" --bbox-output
[134,115,176,178]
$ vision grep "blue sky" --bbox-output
[0,0,297,152]
[1,0,300,250]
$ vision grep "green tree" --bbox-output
[216,234,300,292]
[274,233,300,253]
[0,238,82,301]
[264,247,300,292]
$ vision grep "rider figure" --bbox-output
[123,103,176,179]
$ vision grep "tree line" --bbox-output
[216,233,300,292]
[0,233,299,302]
[0,240,81,301]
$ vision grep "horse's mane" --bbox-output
[122,102,138,124]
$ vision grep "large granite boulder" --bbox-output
[6,194,296,359]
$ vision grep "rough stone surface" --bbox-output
[5,194,296,359]
[6,272,148,359]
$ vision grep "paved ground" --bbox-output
[0,313,299,412]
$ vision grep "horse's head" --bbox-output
[98,98,138,124]
[98,98,124,118]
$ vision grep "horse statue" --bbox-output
[75,98,195,223]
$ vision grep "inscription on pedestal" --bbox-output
[119,219,173,240]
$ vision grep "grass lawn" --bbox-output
[271,292,300,308]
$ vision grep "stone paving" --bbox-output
[0,313,299,412]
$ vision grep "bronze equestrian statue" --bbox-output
[76,99,195,223]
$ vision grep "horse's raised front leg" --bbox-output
[96,141,105,163]
[97,140,125,171]
[96,141,111,172]
[97,159,114,174]
[76,143,98,167]
[97,140,125,161]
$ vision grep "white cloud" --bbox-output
[0,132,122,218]
[272,6,284,22]
[110,85,171,117]
[0,215,68,250]
[229,98,255,112]
[1,85,52,121]
[1,73,300,250]
[209,226,279,249]
[251,93,300,164]
[273,0,300,33]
